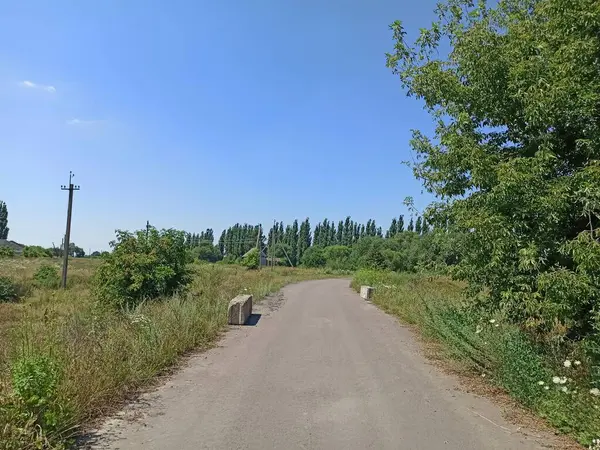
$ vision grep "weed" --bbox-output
[352,270,600,446]
[0,276,18,303]
[33,265,61,289]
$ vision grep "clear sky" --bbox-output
[0,0,438,252]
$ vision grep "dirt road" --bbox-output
[88,279,558,450]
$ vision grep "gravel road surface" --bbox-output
[87,279,559,450]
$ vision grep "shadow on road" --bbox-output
[245,313,262,326]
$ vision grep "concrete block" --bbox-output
[360,286,374,301]
[228,294,253,325]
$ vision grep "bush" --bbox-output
[0,247,14,258]
[93,227,192,308]
[0,276,18,302]
[33,264,61,289]
[241,248,259,270]
[8,354,73,447]
[323,245,352,270]
[23,246,51,258]
[300,246,326,268]
[190,243,222,263]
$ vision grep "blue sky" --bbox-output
[0,0,438,252]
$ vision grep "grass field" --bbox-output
[0,258,330,449]
[351,270,600,447]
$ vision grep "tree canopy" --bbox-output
[386,0,600,337]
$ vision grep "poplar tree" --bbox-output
[398,215,405,233]
[0,201,8,239]
[387,218,398,238]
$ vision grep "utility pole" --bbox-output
[256,224,262,270]
[271,219,276,270]
[60,171,80,288]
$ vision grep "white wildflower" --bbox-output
[495,324,499,327]
[475,326,482,334]
[552,376,561,384]
[537,381,545,385]
[563,360,572,368]
[590,388,600,397]
[574,360,582,366]
[544,386,550,390]
[559,376,567,384]
[481,373,486,378]
[489,319,496,324]
[561,386,568,393]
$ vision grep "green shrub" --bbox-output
[0,247,14,258]
[33,264,61,289]
[22,246,51,258]
[241,248,259,270]
[9,354,73,447]
[0,276,18,302]
[93,227,192,308]
[300,246,326,268]
[190,243,221,263]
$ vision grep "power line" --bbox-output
[60,171,80,288]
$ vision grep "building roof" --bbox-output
[0,239,25,251]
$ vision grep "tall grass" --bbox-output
[352,270,600,446]
[0,259,327,449]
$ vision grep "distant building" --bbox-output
[0,239,25,256]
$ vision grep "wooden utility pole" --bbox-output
[271,219,276,270]
[60,171,80,288]
[256,224,262,270]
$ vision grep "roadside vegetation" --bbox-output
[358,0,600,446]
[352,271,600,445]
[0,232,330,450]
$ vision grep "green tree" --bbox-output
[313,223,322,247]
[241,247,259,270]
[336,221,343,244]
[69,243,85,258]
[397,215,405,233]
[94,227,191,308]
[415,216,422,235]
[387,218,398,238]
[323,245,352,269]
[290,219,299,266]
[297,219,312,263]
[407,217,414,232]
[343,217,352,246]
[218,230,226,255]
[422,217,430,234]
[0,201,8,239]
[386,0,600,336]
[300,246,326,268]
[192,243,222,263]
[327,222,334,246]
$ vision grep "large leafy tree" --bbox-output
[0,201,8,239]
[387,0,600,337]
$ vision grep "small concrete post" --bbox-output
[228,294,253,325]
[360,286,374,301]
